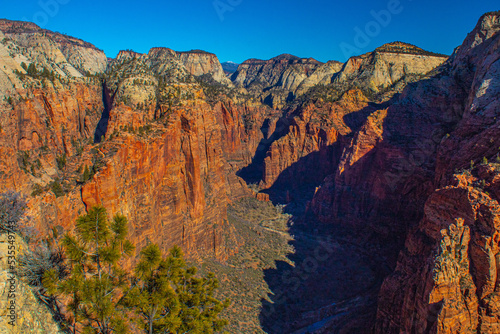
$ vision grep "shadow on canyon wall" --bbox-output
[235,75,467,332]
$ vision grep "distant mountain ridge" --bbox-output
[221,61,239,75]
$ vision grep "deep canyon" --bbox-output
[0,11,500,333]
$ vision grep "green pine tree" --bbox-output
[125,245,229,334]
[174,263,230,334]
[82,165,90,183]
[124,244,182,334]
[44,206,135,334]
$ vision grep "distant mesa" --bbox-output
[374,41,449,57]
[177,49,216,55]
[241,54,323,65]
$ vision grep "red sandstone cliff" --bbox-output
[0,21,275,261]
[373,12,500,333]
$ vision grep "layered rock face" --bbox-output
[0,22,274,262]
[234,11,498,333]
[231,54,340,108]
[112,47,232,85]
[253,43,447,200]
[0,19,106,193]
[310,12,500,333]
[0,19,107,76]
[295,60,344,95]
[258,89,369,190]
[177,50,232,86]
[334,42,448,98]
[375,170,500,333]
[1,11,500,333]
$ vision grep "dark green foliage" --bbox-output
[40,206,229,333]
[44,207,135,334]
[482,156,488,165]
[374,41,448,57]
[27,63,38,76]
[81,165,92,183]
[295,84,343,106]
[89,150,106,176]
[16,151,42,176]
[31,183,45,197]
[242,114,255,132]
[56,154,67,170]
[40,67,56,81]
[17,151,30,172]
[124,244,181,333]
[50,180,65,198]
[195,74,233,104]
[136,125,152,137]
[13,69,26,80]
[72,138,84,156]
[125,244,229,334]
[18,227,67,312]
[18,62,56,81]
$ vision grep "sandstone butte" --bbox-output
[0,10,499,334]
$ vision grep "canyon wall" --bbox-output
[0,19,275,261]
[374,12,500,333]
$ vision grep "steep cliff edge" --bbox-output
[357,11,500,333]
[177,50,232,86]
[246,11,497,333]
[0,28,276,263]
[249,43,448,197]
[333,41,448,99]
[0,19,107,76]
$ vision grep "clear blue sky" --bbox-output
[1,0,498,63]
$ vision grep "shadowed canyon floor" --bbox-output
[197,198,390,334]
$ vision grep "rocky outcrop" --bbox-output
[1,11,499,333]
[232,54,323,91]
[235,42,448,196]
[295,60,344,96]
[0,19,107,76]
[375,168,500,333]
[334,42,448,97]
[241,10,497,333]
[177,50,232,86]
[231,54,328,108]
[0,21,278,262]
[259,89,369,190]
[366,12,500,333]
[0,80,104,192]
[82,102,234,259]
